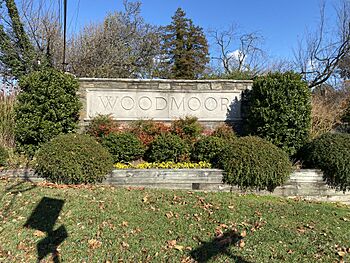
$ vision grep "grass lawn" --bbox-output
[0,178,349,263]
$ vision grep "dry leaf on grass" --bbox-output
[121,241,129,249]
[165,211,174,219]
[121,221,128,227]
[33,230,45,237]
[88,239,102,249]
[174,245,184,251]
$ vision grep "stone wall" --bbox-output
[2,169,349,204]
[78,78,253,129]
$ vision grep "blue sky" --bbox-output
[67,0,339,60]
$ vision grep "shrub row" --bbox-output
[35,132,292,192]
[99,129,232,165]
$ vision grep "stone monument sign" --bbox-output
[79,78,252,126]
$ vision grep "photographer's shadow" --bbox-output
[24,197,68,263]
[190,230,252,263]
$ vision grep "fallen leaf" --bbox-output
[338,251,346,257]
[121,241,129,249]
[33,230,45,237]
[174,245,184,251]
[167,240,177,248]
[88,239,102,249]
[238,240,245,248]
[142,195,149,203]
[165,211,174,219]
[297,227,306,234]
[193,214,201,221]
[240,230,247,237]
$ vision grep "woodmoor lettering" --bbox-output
[98,95,232,112]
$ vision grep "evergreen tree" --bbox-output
[158,8,209,79]
[0,0,49,79]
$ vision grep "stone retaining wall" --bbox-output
[78,78,253,129]
[1,169,349,204]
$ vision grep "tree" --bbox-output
[294,1,350,88]
[0,0,38,79]
[208,25,267,77]
[158,8,209,79]
[0,0,60,83]
[337,0,350,80]
[68,1,161,78]
[15,68,81,156]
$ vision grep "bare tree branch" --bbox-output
[208,25,267,76]
[294,0,350,88]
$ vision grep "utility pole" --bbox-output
[62,0,67,71]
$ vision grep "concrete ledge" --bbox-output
[79,78,253,84]
[1,169,349,204]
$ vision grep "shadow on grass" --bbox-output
[0,171,37,224]
[24,197,68,263]
[190,230,252,263]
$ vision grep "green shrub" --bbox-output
[35,133,113,184]
[101,132,145,163]
[171,116,203,142]
[212,123,236,140]
[0,146,8,166]
[129,119,170,146]
[244,72,311,156]
[341,99,350,126]
[0,92,16,148]
[220,136,292,191]
[340,98,350,133]
[86,114,119,139]
[191,136,227,165]
[15,69,81,157]
[301,133,350,191]
[145,133,190,162]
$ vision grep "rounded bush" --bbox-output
[244,72,311,156]
[212,123,236,140]
[35,133,113,184]
[129,119,170,146]
[0,146,8,166]
[101,132,145,163]
[220,136,292,191]
[15,68,81,157]
[171,116,203,142]
[86,114,119,139]
[191,136,227,165]
[145,133,190,162]
[301,133,350,191]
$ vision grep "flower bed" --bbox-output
[114,161,211,169]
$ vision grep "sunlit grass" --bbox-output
[0,179,349,262]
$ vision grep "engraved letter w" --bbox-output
[99,96,118,109]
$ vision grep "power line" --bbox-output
[62,0,67,71]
